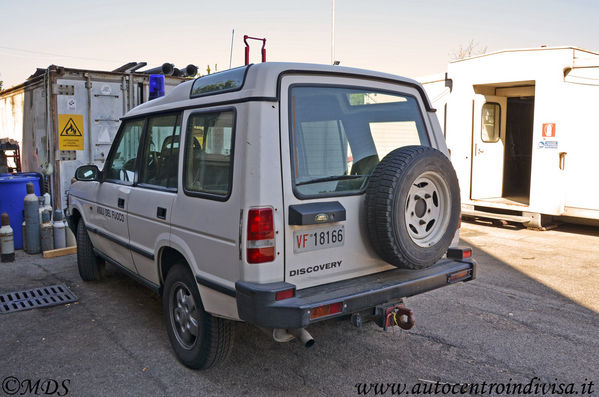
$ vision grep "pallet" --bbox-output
[42,246,77,258]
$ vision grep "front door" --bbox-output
[92,118,145,273]
[471,94,507,200]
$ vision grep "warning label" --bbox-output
[58,114,84,150]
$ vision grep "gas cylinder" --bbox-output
[38,196,45,223]
[22,219,27,252]
[53,209,66,249]
[41,210,54,252]
[42,193,53,221]
[0,212,15,262]
[24,182,41,254]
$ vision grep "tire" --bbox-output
[366,146,460,269]
[76,220,106,281]
[163,264,234,370]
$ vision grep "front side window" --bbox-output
[104,119,145,184]
[289,86,429,197]
[481,102,501,143]
[184,111,234,198]
[138,113,181,189]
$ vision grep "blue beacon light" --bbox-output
[149,74,165,100]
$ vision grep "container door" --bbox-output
[471,94,507,200]
[127,113,181,285]
[280,75,434,290]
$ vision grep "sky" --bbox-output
[1,0,599,89]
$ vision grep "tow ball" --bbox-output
[374,302,415,331]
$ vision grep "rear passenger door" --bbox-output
[128,113,182,285]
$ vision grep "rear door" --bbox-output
[280,75,435,289]
[471,94,507,200]
[127,113,181,285]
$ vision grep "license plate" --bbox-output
[293,225,344,253]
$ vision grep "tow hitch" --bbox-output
[374,302,415,331]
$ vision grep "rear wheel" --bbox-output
[366,146,460,269]
[76,220,105,281]
[163,264,234,369]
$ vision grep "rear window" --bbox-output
[289,86,429,197]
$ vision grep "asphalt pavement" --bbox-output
[0,221,597,396]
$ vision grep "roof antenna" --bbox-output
[229,29,235,69]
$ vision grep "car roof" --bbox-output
[125,62,433,118]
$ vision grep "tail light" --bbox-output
[247,207,275,263]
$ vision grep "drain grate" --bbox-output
[0,284,78,314]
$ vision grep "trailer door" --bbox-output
[471,94,507,200]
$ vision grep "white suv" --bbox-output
[68,63,475,369]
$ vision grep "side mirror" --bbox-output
[75,165,101,181]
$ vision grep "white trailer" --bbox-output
[420,47,599,227]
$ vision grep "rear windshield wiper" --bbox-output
[295,174,366,186]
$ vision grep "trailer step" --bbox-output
[462,208,531,224]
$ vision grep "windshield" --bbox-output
[289,85,430,197]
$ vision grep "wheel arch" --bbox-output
[158,246,188,295]
[68,207,83,234]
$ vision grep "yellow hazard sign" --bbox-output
[58,114,84,150]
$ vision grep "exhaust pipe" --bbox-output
[272,328,315,348]
[289,328,315,348]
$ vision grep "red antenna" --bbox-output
[244,35,267,65]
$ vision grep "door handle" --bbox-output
[118,198,125,209]
[157,207,167,220]
[559,152,567,171]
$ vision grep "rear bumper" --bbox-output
[236,258,476,329]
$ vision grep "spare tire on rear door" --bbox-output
[366,146,460,270]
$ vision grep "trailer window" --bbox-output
[289,86,429,198]
[481,102,501,143]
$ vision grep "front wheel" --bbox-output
[163,264,234,369]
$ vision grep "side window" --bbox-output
[139,113,181,189]
[481,102,500,143]
[104,119,145,184]
[184,111,234,198]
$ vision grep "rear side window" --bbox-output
[184,110,235,199]
[289,86,429,197]
[138,113,181,189]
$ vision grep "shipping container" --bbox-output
[0,64,188,209]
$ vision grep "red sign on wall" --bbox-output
[542,123,556,138]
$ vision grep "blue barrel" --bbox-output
[0,172,44,194]
[0,175,41,249]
